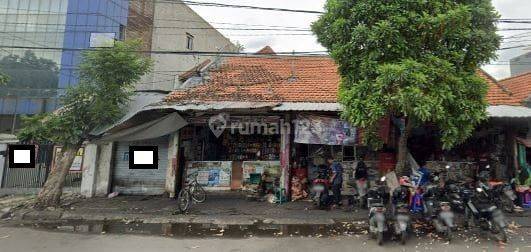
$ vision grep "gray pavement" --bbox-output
[0,226,529,252]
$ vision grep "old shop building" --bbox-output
[79,48,531,198]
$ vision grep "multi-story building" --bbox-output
[0,0,236,134]
[510,51,531,77]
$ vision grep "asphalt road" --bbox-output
[0,227,529,252]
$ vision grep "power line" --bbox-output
[0,22,312,31]
[0,45,329,56]
[167,0,324,14]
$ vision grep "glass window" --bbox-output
[186,33,194,50]
[50,0,60,12]
[28,0,39,12]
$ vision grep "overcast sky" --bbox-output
[187,0,531,80]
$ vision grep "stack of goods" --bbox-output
[223,134,280,161]
[290,176,308,201]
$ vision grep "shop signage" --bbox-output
[52,146,84,171]
[186,161,232,187]
[294,115,356,145]
[242,161,281,181]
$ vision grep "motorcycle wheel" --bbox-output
[377,232,384,246]
[318,194,326,210]
[445,228,452,242]
[501,197,515,213]
[400,231,407,245]
[464,208,474,229]
[495,225,508,243]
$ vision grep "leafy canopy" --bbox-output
[18,40,153,147]
[312,0,500,149]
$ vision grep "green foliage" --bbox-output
[312,0,500,149]
[0,72,8,86]
[17,40,153,147]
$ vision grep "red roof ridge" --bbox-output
[256,46,276,55]
[477,68,513,95]
[499,71,531,82]
[179,59,212,82]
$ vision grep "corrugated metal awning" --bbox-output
[272,102,341,111]
[487,105,531,118]
[146,101,280,111]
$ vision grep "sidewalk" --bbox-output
[2,192,530,227]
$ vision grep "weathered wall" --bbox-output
[126,0,154,51]
[136,0,238,91]
[112,137,169,195]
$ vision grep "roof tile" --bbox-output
[499,71,531,105]
[167,56,521,106]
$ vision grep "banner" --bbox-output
[186,161,232,187]
[294,115,356,145]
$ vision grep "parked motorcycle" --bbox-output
[368,176,389,246]
[424,179,455,241]
[464,186,508,242]
[492,179,518,213]
[391,177,413,244]
[311,165,331,209]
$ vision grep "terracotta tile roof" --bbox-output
[477,69,522,106]
[499,71,531,105]
[166,55,340,103]
[166,55,520,106]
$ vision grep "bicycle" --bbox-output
[177,173,207,212]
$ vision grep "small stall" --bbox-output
[180,115,283,194]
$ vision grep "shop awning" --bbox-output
[96,112,186,142]
[145,101,280,112]
[91,91,169,136]
[272,102,342,111]
[487,105,531,118]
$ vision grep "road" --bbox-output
[0,227,529,252]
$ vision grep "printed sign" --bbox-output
[89,32,116,48]
[53,146,84,171]
[294,114,356,145]
[187,161,232,187]
[242,161,281,180]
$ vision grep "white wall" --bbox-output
[136,1,238,91]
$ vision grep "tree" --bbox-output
[313,0,500,175]
[17,40,152,208]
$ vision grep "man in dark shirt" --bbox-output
[354,155,369,200]
[328,157,343,206]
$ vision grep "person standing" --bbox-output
[354,155,369,205]
[328,157,343,207]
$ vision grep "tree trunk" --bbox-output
[35,144,81,209]
[395,118,413,176]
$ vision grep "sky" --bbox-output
[186,0,531,80]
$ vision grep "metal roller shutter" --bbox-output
[112,136,169,195]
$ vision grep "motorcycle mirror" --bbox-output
[380,176,386,182]
[476,187,483,193]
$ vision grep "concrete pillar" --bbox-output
[95,142,114,196]
[165,131,179,198]
[80,144,98,197]
[0,144,7,188]
[280,115,291,195]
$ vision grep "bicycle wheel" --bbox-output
[177,189,190,213]
[191,183,207,203]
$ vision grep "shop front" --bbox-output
[178,114,285,196]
